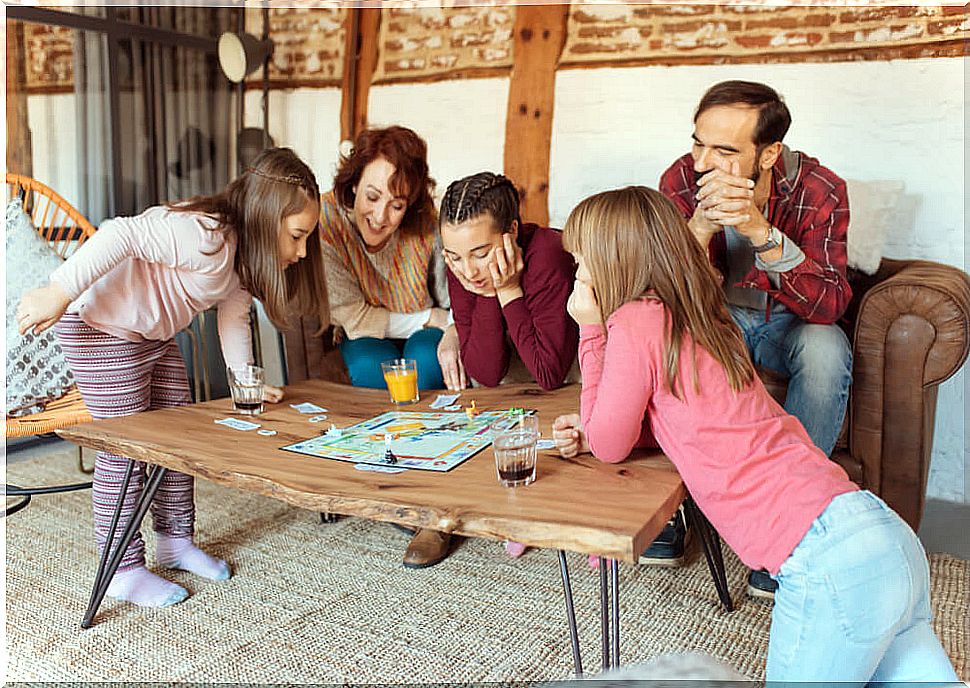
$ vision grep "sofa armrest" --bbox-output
[850,259,970,529]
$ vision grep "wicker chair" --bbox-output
[6,173,96,471]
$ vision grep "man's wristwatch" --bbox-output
[751,225,783,254]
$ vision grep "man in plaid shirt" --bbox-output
[656,81,853,597]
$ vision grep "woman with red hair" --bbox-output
[318,125,460,569]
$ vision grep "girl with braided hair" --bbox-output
[16,147,328,608]
[439,172,578,391]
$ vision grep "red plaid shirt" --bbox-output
[660,149,851,324]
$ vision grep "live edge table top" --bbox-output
[59,380,684,563]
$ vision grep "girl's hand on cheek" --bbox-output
[566,279,601,326]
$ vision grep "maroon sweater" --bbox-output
[446,223,578,390]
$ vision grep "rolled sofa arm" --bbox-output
[850,259,970,529]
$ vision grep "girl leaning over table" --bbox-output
[15,148,329,609]
[551,186,958,683]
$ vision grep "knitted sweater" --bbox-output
[318,191,448,340]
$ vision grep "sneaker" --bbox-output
[747,568,778,600]
[638,509,687,567]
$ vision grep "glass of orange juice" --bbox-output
[380,358,419,405]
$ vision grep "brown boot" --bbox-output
[402,529,451,569]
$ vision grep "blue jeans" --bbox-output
[729,305,851,456]
[339,328,444,390]
[767,490,959,683]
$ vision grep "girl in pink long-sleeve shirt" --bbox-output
[552,187,957,683]
[16,148,329,609]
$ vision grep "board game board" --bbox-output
[281,410,524,472]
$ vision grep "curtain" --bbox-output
[74,31,113,225]
[114,6,235,214]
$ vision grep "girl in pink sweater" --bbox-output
[552,186,957,682]
[16,148,329,609]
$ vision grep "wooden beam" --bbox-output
[503,4,569,227]
[6,19,33,176]
[339,7,381,143]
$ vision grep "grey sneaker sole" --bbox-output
[746,583,777,601]
[637,529,691,568]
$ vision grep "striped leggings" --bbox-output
[56,313,195,571]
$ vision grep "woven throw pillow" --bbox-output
[5,197,75,417]
[845,179,903,276]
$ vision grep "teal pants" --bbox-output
[339,328,444,390]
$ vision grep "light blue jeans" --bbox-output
[767,490,960,683]
[729,304,852,456]
[338,328,444,390]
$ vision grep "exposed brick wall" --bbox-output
[16,3,969,95]
[562,3,969,65]
[245,5,347,87]
[374,5,515,82]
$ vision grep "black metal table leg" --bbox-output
[685,496,734,612]
[598,556,610,671]
[318,512,340,524]
[557,550,584,677]
[610,558,620,668]
[81,463,168,628]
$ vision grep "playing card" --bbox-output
[429,393,461,410]
[214,418,260,431]
[353,463,407,474]
[290,402,328,414]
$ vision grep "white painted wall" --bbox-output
[26,93,80,211]
[551,57,967,503]
[368,78,510,201]
[245,87,344,188]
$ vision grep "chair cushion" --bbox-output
[5,198,75,417]
[845,179,904,276]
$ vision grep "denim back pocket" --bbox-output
[826,540,912,645]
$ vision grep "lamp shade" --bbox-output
[218,31,273,83]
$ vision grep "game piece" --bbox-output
[325,423,343,439]
[382,433,398,464]
[464,400,478,421]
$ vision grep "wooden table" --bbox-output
[59,380,731,675]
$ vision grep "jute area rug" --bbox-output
[5,449,968,683]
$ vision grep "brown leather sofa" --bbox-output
[283,257,970,532]
[759,258,970,531]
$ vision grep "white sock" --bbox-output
[156,536,230,581]
[106,566,188,608]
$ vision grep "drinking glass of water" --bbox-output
[227,365,264,415]
[494,412,539,488]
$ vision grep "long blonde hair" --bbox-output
[172,148,328,331]
[563,186,754,396]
